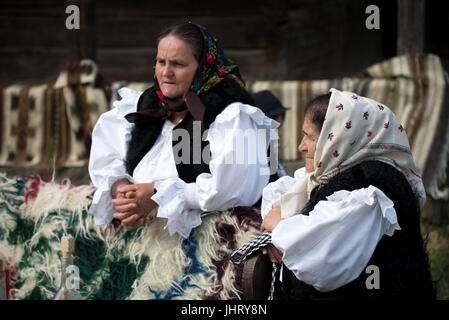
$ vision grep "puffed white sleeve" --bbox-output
[151,102,279,238]
[271,185,401,292]
[261,167,308,219]
[88,88,141,225]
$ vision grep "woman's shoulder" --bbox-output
[316,160,419,210]
[328,160,408,189]
[105,87,142,118]
[114,87,142,105]
[213,102,279,129]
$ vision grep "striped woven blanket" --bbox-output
[0,60,108,167]
[0,173,261,300]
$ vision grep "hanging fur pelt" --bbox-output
[0,173,261,300]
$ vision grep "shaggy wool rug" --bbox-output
[0,173,262,300]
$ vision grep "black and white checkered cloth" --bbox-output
[230,232,272,264]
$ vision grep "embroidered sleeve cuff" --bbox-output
[88,174,134,225]
[152,178,202,238]
[326,185,401,236]
[184,182,201,209]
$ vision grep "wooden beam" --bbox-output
[397,0,426,55]
[65,0,81,61]
[84,0,96,61]
[65,0,96,62]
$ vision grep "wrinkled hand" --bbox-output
[110,178,131,199]
[261,244,283,263]
[260,207,282,233]
[111,183,158,228]
[260,207,283,262]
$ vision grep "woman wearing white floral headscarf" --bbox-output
[260,88,435,299]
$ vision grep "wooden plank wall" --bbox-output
[0,0,431,86]
[0,0,68,85]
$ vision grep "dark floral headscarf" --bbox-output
[189,24,246,95]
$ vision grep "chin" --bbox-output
[159,85,176,97]
[163,91,182,99]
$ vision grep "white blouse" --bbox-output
[88,87,279,238]
[262,167,401,292]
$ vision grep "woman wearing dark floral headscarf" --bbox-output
[89,22,278,238]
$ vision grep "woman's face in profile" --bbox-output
[155,34,199,99]
[298,114,321,173]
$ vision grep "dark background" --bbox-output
[1,0,447,86]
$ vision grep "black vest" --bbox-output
[275,160,435,300]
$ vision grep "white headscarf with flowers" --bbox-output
[280,88,426,219]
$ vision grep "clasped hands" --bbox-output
[111,179,158,228]
[110,179,284,262]
[260,207,284,263]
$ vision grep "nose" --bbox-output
[298,137,307,153]
[162,64,174,77]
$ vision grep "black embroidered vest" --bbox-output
[275,160,435,300]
